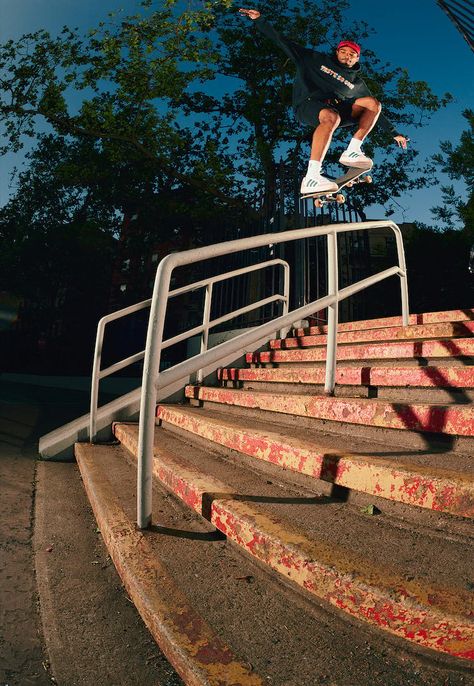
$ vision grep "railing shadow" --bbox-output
[200,491,333,521]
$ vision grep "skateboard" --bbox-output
[301,165,373,207]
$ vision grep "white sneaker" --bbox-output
[300,174,338,194]
[339,150,373,169]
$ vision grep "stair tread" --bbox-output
[274,321,474,349]
[156,405,474,519]
[157,404,474,478]
[113,423,474,660]
[186,385,474,437]
[219,365,474,389]
[76,440,471,683]
[302,309,474,335]
[247,337,474,364]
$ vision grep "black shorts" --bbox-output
[295,97,356,128]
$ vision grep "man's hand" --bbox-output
[394,135,409,149]
[239,8,261,20]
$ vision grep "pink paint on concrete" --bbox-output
[246,338,474,364]
[219,366,474,389]
[271,321,474,349]
[155,408,474,518]
[299,308,474,336]
[184,386,474,436]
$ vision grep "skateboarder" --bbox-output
[239,9,409,194]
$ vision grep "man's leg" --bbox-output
[351,97,382,140]
[339,97,381,168]
[300,108,341,194]
[310,108,341,161]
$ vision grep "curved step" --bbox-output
[113,423,474,661]
[185,386,474,438]
[155,404,474,518]
[75,442,264,686]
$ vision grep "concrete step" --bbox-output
[74,436,474,684]
[246,338,474,366]
[274,321,474,350]
[185,386,474,438]
[112,422,474,662]
[74,442,264,686]
[155,404,474,519]
[219,365,474,389]
[302,308,474,336]
[219,365,474,405]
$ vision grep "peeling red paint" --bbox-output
[270,321,474,350]
[221,365,474,389]
[153,408,474,519]
[184,386,474,437]
[297,308,474,336]
[115,424,474,658]
[246,338,474,365]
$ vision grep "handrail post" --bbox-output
[279,263,291,339]
[391,223,410,326]
[325,231,339,395]
[90,319,106,442]
[196,283,213,384]
[137,257,173,530]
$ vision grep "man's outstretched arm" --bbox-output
[239,8,308,62]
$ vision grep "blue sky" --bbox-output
[1,0,473,224]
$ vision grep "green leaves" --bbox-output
[430,109,473,233]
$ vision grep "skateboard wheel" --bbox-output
[336,194,345,204]
[365,175,372,184]
[347,181,354,188]
[314,198,324,208]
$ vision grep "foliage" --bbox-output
[0,0,461,371]
[0,135,117,371]
[430,109,473,236]
[181,0,453,217]
[0,0,238,205]
[406,223,473,312]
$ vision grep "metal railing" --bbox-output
[89,258,290,441]
[136,220,408,528]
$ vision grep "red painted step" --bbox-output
[272,321,474,350]
[156,404,474,518]
[218,365,474,388]
[114,422,474,660]
[301,308,474,336]
[247,338,474,365]
[185,385,474,437]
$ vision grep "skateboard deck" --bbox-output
[301,165,373,206]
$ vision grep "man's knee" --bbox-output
[371,97,382,113]
[318,109,341,129]
[365,97,382,113]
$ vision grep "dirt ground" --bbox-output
[0,377,181,686]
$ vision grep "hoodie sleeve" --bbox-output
[254,16,308,63]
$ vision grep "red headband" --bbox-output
[337,40,361,56]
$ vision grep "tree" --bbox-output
[430,109,473,237]
[0,134,117,372]
[0,0,239,207]
[181,0,453,218]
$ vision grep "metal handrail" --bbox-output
[137,220,409,529]
[89,258,289,440]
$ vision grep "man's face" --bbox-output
[336,46,359,67]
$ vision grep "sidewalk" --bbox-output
[0,377,181,686]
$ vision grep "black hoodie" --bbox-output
[254,16,399,135]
